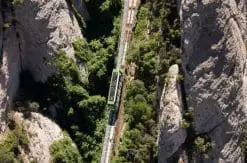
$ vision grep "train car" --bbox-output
[107,68,123,109]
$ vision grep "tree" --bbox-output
[50,138,82,163]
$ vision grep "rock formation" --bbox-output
[158,64,186,163]
[0,0,84,132]
[180,0,247,162]
[13,112,65,162]
[15,0,83,82]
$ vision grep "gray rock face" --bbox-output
[158,64,186,163]
[0,0,84,132]
[13,112,64,163]
[0,2,22,132]
[15,0,83,82]
[180,0,247,162]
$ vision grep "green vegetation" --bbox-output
[50,137,82,163]
[113,80,157,162]
[11,0,24,7]
[15,0,122,162]
[113,0,181,162]
[180,107,194,128]
[12,0,182,162]
[193,136,215,159]
[84,0,122,40]
[180,119,191,129]
[241,129,247,162]
[0,120,29,163]
[73,18,120,94]
[241,129,247,151]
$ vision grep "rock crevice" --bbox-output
[180,0,247,162]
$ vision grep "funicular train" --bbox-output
[107,68,123,125]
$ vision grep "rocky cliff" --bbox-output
[0,0,83,132]
[180,0,247,162]
[159,0,247,162]
[13,112,65,162]
[158,64,186,162]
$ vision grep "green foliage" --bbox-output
[46,52,107,162]
[241,129,247,152]
[72,16,120,94]
[180,119,191,129]
[16,0,122,161]
[50,138,82,163]
[176,74,184,82]
[114,0,181,161]
[17,50,107,162]
[11,0,24,7]
[127,5,158,87]
[180,107,194,129]
[193,136,215,159]
[13,0,122,162]
[0,122,29,163]
[114,80,157,162]
[26,101,40,111]
[53,50,81,84]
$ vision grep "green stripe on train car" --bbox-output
[113,68,123,74]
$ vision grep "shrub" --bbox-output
[241,129,247,151]
[0,123,29,162]
[176,74,184,82]
[193,136,215,159]
[49,138,82,163]
[11,0,24,7]
[180,119,191,129]
[27,101,40,112]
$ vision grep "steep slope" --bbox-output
[13,112,65,162]
[0,0,83,132]
[180,0,247,162]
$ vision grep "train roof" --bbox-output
[112,68,122,73]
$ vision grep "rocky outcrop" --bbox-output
[180,0,247,162]
[0,0,84,132]
[158,64,186,163]
[0,1,22,132]
[15,0,83,82]
[13,112,64,162]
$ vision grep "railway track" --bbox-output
[100,0,140,163]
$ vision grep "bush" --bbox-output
[193,136,215,159]
[241,129,247,151]
[180,119,191,129]
[0,123,29,162]
[49,138,82,163]
[11,0,24,7]
[27,101,40,112]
